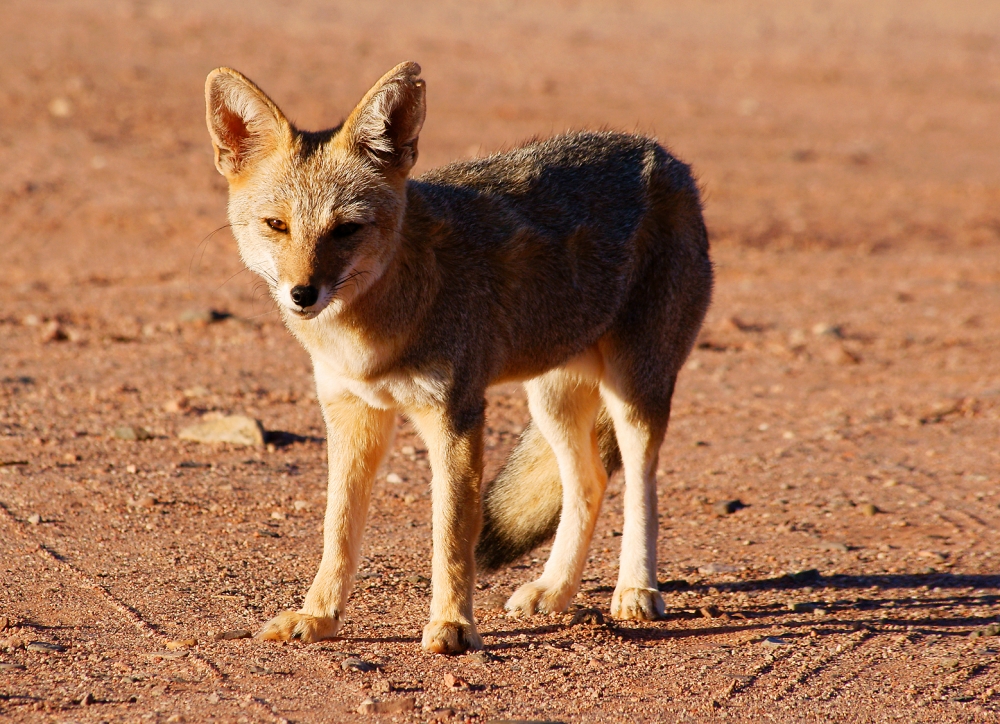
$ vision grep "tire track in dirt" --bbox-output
[930,649,1000,705]
[0,500,303,723]
[776,627,875,701]
[718,644,796,701]
[715,625,881,710]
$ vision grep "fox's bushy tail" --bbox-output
[475,407,621,571]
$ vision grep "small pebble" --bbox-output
[180,309,229,325]
[570,608,605,627]
[385,473,403,484]
[27,513,41,525]
[443,672,468,689]
[817,540,849,553]
[39,320,69,343]
[162,398,187,413]
[824,343,861,366]
[785,569,821,584]
[26,641,65,653]
[342,657,375,672]
[860,503,879,516]
[165,639,196,650]
[713,499,745,515]
[0,663,26,671]
[129,494,157,509]
[112,426,153,441]
[292,499,310,511]
[812,323,842,337]
[213,629,251,641]
[761,636,792,649]
[357,697,415,715]
[699,606,722,619]
[0,617,9,630]
[48,97,73,117]
[467,650,495,665]
[698,563,740,575]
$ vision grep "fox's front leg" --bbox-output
[258,394,395,643]
[409,405,485,655]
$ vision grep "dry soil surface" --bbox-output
[2,2,999,723]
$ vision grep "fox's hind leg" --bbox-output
[506,366,607,616]
[600,374,675,621]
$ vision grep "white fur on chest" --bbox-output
[289,311,449,411]
[311,347,449,411]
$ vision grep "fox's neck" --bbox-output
[287,183,441,377]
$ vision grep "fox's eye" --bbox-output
[331,222,362,239]
[265,218,288,233]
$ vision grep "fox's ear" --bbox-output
[341,61,425,174]
[205,68,291,181]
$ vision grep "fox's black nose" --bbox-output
[290,285,319,308]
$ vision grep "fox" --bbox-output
[204,61,712,655]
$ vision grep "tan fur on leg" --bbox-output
[506,366,606,616]
[600,384,668,621]
[408,406,484,654]
[258,394,394,643]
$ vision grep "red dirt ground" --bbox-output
[2,2,999,722]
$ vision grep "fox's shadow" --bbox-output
[264,430,324,448]
[602,571,1000,643]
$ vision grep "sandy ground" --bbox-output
[1,1,999,722]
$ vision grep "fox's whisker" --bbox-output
[332,269,373,294]
[215,266,251,292]
[244,307,281,321]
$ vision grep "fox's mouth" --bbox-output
[285,297,331,320]
[276,282,333,320]
[275,257,370,321]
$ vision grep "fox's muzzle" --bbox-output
[290,285,319,308]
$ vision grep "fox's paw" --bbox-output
[611,587,665,621]
[505,580,573,617]
[421,620,482,655]
[257,610,341,643]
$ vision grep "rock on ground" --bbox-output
[178,415,265,447]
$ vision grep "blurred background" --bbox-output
[2,0,998,299]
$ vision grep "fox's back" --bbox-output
[398,131,707,382]
[413,131,668,242]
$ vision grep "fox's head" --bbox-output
[205,63,425,320]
